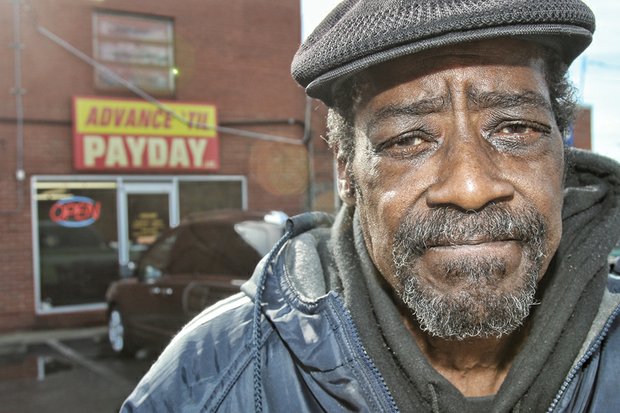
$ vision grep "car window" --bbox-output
[165,219,281,277]
[137,232,177,282]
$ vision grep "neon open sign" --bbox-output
[49,196,102,228]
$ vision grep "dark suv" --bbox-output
[105,210,286,356]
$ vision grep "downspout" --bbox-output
[303,96,315,211]
[1,0,26,216]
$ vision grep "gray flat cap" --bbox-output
[292,0,595,106]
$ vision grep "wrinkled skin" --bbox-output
[338,38,565,395]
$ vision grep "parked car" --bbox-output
[609,238,620,272]
[105,209,287,356]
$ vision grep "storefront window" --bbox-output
[179,180,243,219]
[35,182,119,309]
[33,176,245,312]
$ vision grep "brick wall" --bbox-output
[0,0,335,332]
[573,106,592,150]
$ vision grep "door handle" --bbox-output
[150,287,173,296]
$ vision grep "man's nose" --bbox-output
[425,137,515,211]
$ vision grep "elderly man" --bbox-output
[122,0,620,412]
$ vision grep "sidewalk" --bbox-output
[0,324,146,413]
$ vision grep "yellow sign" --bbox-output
[74,96,217,137]
[73,96,219,171]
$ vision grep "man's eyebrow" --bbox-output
[467,89,552,112]
[366,96,449,133]
[375,96,449,118]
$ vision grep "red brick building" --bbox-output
[0,0,593,334]
[0,0,334,331]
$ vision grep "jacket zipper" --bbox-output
[331,296,401,413]
[546,303,620,412]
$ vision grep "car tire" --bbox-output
[108,307,135,357]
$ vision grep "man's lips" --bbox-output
[423,240,521,258]
[425,238,519,248]
[416,240,525,284]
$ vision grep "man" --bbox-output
[122,0,620,412]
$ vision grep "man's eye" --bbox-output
[392,134,424,147]
[493,121,549,138]
[496,124,535,135]
[487,120,552,152]
[374,132,433,157]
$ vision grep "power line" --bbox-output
[38,26,304,146]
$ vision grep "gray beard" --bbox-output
[392,204,546,340]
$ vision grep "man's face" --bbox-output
[345,39,565,340]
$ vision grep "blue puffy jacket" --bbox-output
[121,213,620,413]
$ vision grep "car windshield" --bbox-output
[155,216,283,277]
[138,232,178,281]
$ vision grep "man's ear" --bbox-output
[337,156,356,206]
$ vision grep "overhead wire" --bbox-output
[22,0,304,146]
[36,27,304,146]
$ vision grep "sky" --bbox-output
[301,0,620,161]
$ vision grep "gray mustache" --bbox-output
[394,204,547,258]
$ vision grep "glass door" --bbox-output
[118,182,178,271]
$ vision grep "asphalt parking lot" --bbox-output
[0,327,155,413]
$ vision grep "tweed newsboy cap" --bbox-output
[292,0,595,106]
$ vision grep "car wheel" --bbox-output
[108,307,135,357]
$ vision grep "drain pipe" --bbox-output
[2,0,26,216]
[303,96,315,211]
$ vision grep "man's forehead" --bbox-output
[351,39,550,111]
[364,86,552,115]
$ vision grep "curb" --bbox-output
[0,326,107,347]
